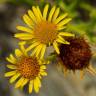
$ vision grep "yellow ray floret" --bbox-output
[5,44,49,94]
[15,4,75,59]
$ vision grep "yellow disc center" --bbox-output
[17,56,40,79]
[34,21,58,44]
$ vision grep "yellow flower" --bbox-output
[15,4,74,59]
[5,43,49,94]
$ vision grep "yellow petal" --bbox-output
[35,44,43,57]
[10,73,20,83]
[15,49,22,57]
[40,69,45,72]
[29,80,33,94]
[48,6,56,22]
[14,33,33,40]
[57,18,72,27]
[10,54,16,61]
[40,71,47,76]
[28,10,37,23]
[39,60,49,65]
[18,41,26,45]
[15,77,24,88]
[40,45,46,59]
[57,35,70,44]
[6,54,16,64]
[26,42,40,52]
[23,14,33,28]
[16,26,33,33]
[6,57,16,64]
[52,8,60,21]
[42,60,50,65]
[38,60,42,65]
[40,65,46,69]
[31,46,39,56]
[34,78,40,93]
[43,4,49,20]
[54,13,68,24]
[36,77,41,87]
[38,74,42,79]
[57,26,66,31]
[21,79,29,87]
[19,42,26,55]
[56,38,70,44]
[32,6,41,22]
[31,44,43,57]
[53,41,60,54]
[57,35,65,41]
[19,42,26,54]
[7,65,17,69]
[59,32,74,37]
[36,6,42,18]
[5,71,16,77]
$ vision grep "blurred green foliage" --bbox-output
[55,0,96,43]
[0,0,96,43]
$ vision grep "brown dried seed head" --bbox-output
[59,37,92,70]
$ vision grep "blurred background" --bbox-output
[0,0,96,96]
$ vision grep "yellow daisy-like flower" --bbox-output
[15,4,74,59]
[5,43,48,94]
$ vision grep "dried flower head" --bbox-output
[15,4,74,59]
[5,43,49,94]
[58,37,96,78]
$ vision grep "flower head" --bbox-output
[58,37,96,78]
[15,4,74,59]
[5,43,48,94]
